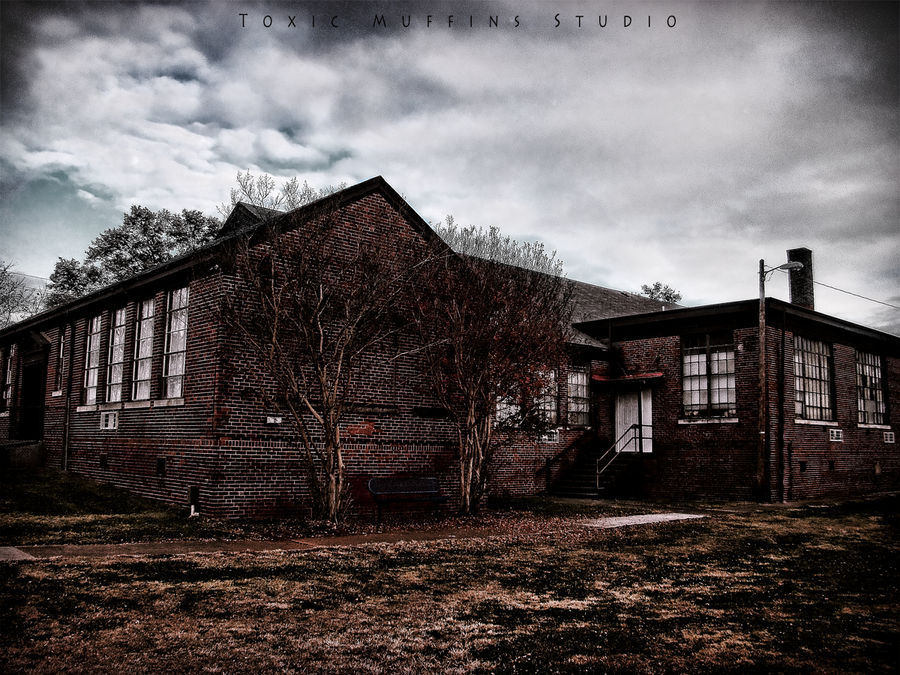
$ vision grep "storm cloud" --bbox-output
[1,1,897,332]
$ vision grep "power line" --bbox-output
[774,268,899,310]
[812,280,899,310]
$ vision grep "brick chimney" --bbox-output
[786,247,814,310]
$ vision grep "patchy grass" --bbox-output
[0,467,657,546]
[0,467,317,544]
[1,489,897,673]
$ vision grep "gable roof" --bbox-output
[0,175,665,345]
[1,177,445,340]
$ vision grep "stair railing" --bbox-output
[595,424,641,491]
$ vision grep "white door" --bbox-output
[615,389,652,453]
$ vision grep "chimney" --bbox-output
[786,247,814,310]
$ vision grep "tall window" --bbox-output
[1,346,14,412]
[84,315,102,405]
[54,328,66,392]
[164,286,189,399]
[856,351,886,425]
[106,308,127,403]
[794,336,833,421]
[682,333,736,418]
[537,370,558,424]
[132,299,154,400]
[567,367,590,426]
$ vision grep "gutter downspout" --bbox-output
[776,308,786,502]
[757,260,768,500]
[62,321,74,471]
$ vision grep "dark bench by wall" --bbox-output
[367,476,449,523]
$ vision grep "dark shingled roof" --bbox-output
[567,279,674,348]
[217,202,285,238]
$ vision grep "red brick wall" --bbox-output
[607,326,898,502]
[776,332,899,501]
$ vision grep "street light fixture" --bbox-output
[757,259,804,499]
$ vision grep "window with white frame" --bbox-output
[856,351,886,425]
[163,286,189,399]
[537,370,558,424]
[132,299,154,400]
[567,366,590,426]
[54,328,66,392]
[1,346,13,412]
[794,336,833,421]
[106,308,127,403]
[84,315,102,405]
[682,333,736,418]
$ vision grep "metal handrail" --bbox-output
[596,424,643,490]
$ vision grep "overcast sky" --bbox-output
[1,1,898,333]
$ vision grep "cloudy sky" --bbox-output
[1,1,898,333]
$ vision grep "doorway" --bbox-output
[16,360,46,440]
[614,389,652,453]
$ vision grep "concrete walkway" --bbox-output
[0,513,706,561]
[582,513,706,529]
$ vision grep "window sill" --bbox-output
[678,417,739,425]
[858,423,891,430]
[0,411,8,418]
[76,405,98,413]
[124,400,152,410]
[795,419,838,427]
[51,390,63,398]
[154,397,184,408]
[99,402,122,412]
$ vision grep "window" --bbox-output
[885,432,896,444]
[537,370,558,424]
[682,333,736,418]
[0,346,13,412]
[856,351,886,425]
[794,336,833,421]
[829,428,843,442]
[106,308,127,403]
[100,411,118,430]
[567,367,590,426]
[132,299,154,400]
[163,286,189,398]
[55,328,66,392]
[84,315,102,405]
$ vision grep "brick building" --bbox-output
[573,258,900,501]
[1,179,897,515]
[0,177,665,517]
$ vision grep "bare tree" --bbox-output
[217,170,347,217]
[1,260,45,327]
[221,200,421,523]
[417,221,574,514]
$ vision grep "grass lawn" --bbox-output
[1,469,898,673]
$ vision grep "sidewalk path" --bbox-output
[582,513,706,529]
[1,513,706,561]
